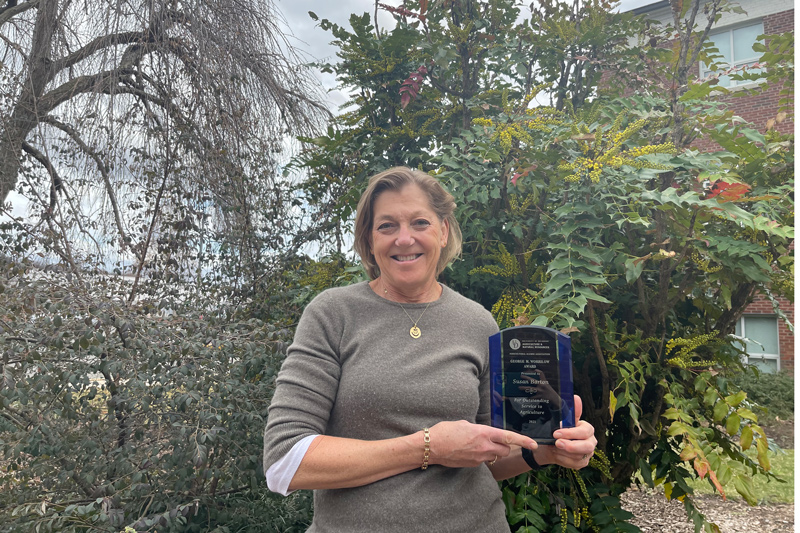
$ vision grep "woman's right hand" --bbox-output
[428,420,537,468]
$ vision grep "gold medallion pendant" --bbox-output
[410,326,421,339]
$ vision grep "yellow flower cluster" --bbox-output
[560,507,569,533]
[560,114,675,183]
[588,449,612,479]
[665,333,718,369]
[449,20,474,44]
[508,192,536,215]
[772,275,794,298]
[572,468,590,500]
[490,287,529,327]
[470,243,520,278]
[690,250,722,273]
[560,156,604,183]
[471,88,563,155]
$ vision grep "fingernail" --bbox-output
[556,440,566,449]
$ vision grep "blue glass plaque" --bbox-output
[489,326,575,444]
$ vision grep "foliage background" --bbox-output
[0,0,794,532]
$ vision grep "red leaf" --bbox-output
[709,469,726,500]
[511,173,522,186]
[706,181,751,202]
[693,457,708,479]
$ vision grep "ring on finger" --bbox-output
[488,455,498,466]
[582,454,589,460]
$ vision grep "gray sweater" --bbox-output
[263,282,508,532]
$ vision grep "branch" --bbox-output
[50,31,145,74]
[0,0,38,27]
[586,300,610,421]
[127,148,171,304]
[22,141,101,257]
[686,0,721,70]
[5,336,38,342]
[37,68,136,115]
[40,116,131,252]
[18,167,79,273]
[21,140,61,214]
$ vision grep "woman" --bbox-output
[263,167,596,532]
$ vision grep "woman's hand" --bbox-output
[534,395,597,469]
[428,420,537,468]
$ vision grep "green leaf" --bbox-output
[725,412,741,436]
[639,458,653,487]
[725,390,746,407]
[734,474,758,505]
[624,257,645,284]
[713,401,728,423]
[740,425,753,450]
[736,408,757,422]
[609,391,617,421]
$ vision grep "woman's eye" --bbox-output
[377,222,394,231]
[413,220,431,228]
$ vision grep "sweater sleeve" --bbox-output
[476,316,500,427]
[263,291,343,474]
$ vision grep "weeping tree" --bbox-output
[0,0,328,287]
[0,1,329,530]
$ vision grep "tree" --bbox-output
[294,1,793,531]
[0,1,331,530]
[0,0,328,287]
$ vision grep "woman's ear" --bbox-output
[441,219,449,248]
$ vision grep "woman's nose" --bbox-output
[395,224,415,246]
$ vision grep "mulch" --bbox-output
[622,419,794,532]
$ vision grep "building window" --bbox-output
[701,21,764,87]
[735,315,780,373]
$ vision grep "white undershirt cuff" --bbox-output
[265,434,319,496]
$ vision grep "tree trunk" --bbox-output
[0,0,58,203]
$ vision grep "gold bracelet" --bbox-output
[421,428,431,470]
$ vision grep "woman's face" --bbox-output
[370,184,449,296]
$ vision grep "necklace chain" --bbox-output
[381,280,433,339]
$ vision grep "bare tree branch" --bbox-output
[0,0,38,27]
[40,115,131,252]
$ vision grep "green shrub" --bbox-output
[732,369,794,422]
[0,260,305,532]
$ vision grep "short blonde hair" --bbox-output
[353,167,462,280]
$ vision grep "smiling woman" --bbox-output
[262,166,597,533]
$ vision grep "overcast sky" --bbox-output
[5,0,659,221]
[278,0,660,108]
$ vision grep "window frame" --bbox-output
[736,314,781,373]
[700,20,765,88]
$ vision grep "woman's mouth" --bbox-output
[393,254,422,262]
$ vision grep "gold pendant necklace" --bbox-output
[382,280,433,339]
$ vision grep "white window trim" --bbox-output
[737,314,780,372]
[700,20,765,88]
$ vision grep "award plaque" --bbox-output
[489,326,575,444]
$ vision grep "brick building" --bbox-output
[630,0,795,373]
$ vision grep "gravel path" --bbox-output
[622,488,794,532]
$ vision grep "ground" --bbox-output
[622,490,794,532]
[622,419,794,532]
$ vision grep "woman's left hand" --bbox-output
[534,395,597,469]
